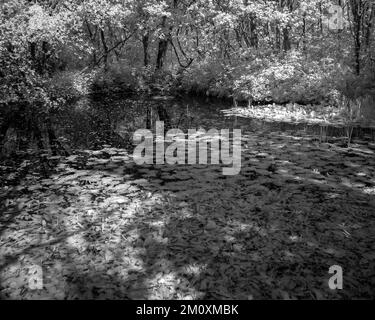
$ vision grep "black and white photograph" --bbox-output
[0,0,374,302]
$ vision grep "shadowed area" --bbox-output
[1,100,375,298]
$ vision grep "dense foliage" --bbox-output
[0,0,375,154]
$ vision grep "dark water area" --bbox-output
[1,94,373,159]
[53,94,374,152]
[54,94,243,151]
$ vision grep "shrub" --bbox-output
[179,51,341,105]
[335,72,375,122]
[47,70,89,105]
[233,51,339,104]
[91,61,139,94]
[179,58,230,97]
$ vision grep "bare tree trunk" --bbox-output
[142,32,150,66]
[283,27,291,51]
[350,0,362,75]
[250,13,258,48]
[156,39,169,70]
[156,16,169,70]
[276,25,281,51]
[100,29,109,68]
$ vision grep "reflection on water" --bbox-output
[55,94,245,150]
[54,94,374,151]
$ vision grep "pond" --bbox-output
[55,94,243,151]
[54,94,374,152]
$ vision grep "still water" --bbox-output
[54,93,372,151]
